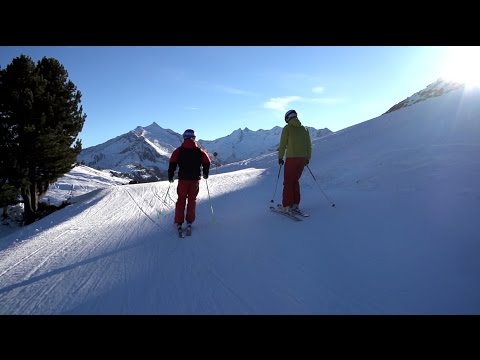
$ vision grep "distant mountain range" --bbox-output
[77,123,332,182]
[78,79,465,182]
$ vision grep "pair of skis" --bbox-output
[177,224,192,238]
[269,204,309,221]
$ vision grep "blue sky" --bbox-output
[0,46,460,147]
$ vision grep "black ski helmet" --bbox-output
[284,110,297,123]
[183,129,196,140]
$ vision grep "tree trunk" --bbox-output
[30,183,38,212]
[37,180,50,199]
[21,186,35,225]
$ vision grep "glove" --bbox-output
[168,177,174,183]
[306,159,309,165]
[279,159,284,165]
[203,174,209,179]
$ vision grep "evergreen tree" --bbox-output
[0,182,17,218]
[0,55,86,224]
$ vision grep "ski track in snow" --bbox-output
[0,157,478,314]
[0,170,271,314]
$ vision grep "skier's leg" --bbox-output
[174,180,188,224]
[282,158,296,208]
[185,180,200,224]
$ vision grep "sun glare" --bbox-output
[441,47,480,89]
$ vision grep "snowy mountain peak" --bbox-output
[385,78,464,114]
[78,122,332,180]
[77,124,180,182]
[147,121,160,128]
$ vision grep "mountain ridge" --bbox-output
[77,79,465,182]
[77,123,332,182]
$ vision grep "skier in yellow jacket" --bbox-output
[278,110,312,213]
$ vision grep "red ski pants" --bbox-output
[282,157,307,208]
[174,180,200,224]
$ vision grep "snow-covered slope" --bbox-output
[42,164,131,206]
[1,85,479,314]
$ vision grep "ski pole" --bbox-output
[270,163,283,204]
[156,182,172,217]
[163,182,171,205]
[157,182,172,216]
[205,178,215,223]
[213,152,218,174]
[306,165,336,207]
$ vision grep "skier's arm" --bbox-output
[168,148,180,180]
[201,150,211,178]
[278,127,289,160]
[306,128,312,160]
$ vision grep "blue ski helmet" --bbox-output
[284,110,297,123]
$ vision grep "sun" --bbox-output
[441,46,480,89]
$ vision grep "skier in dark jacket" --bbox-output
[168,129,211,229]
